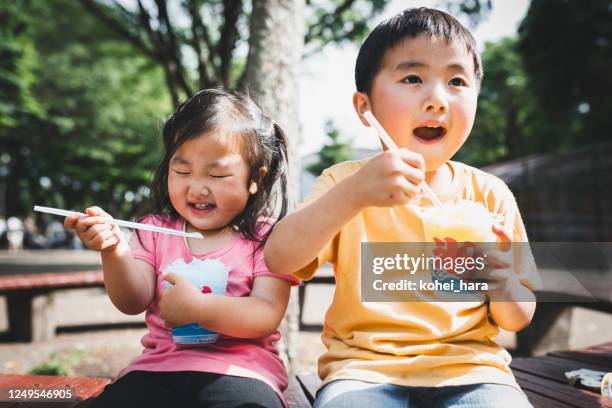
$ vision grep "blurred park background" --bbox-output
[0,0,611,379]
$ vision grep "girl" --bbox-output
[65,89,298,408]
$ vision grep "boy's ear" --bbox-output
[353,91,372,127]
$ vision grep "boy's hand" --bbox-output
[350,149,425,208]
[160,273,203,327]
[467,225,525,300]
[63,206,125,253]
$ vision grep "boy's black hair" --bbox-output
[140,88,289,254]
[355,7,483,95]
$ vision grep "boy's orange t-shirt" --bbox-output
[295,159,539,391]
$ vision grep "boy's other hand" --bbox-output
[351,149,425,208]
[63,206,125,253]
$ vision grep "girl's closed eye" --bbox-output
[173,169,191,176]
[210,174,231,179]
[401,74,422,84]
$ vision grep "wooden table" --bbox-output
[0,271,105,342]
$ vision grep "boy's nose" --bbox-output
[422,85,449,113]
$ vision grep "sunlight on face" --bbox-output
[370,35,479,172]
[168,131,251,234]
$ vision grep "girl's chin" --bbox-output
[185,218,233,235]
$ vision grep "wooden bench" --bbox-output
[0,373,111,407]
[517,290,612,356]
[2,342,611,407]
[0,271,105,342]
[293,341,612,407]
[0,373,313,407]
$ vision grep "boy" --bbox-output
[266,7,537,408]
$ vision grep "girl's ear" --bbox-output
[249,167,267,195]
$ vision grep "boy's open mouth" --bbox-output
[413,126,446,143]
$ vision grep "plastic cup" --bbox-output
[422,200,498,282]
[422,200,499,243]
[162,258,228,344]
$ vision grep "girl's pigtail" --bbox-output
[253,122,290,253]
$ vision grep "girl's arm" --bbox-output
[160,274,290,339]
[65,207,156,315]
[101,243,157,315]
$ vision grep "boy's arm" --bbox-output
[265,149,425,275]
[264,174,362,275]
[486,223,537,332]
[489,288,536,332]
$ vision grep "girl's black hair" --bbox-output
[139,88,288,254]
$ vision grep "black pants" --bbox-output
[78,371,284,408]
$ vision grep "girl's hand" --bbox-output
[160,273,203,328]
[349,149,425,208]
[63,207,125,253]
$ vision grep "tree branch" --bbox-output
[137,0,179,106]
[304,0,357,44]
[154,0,193,97]
[186,0,213,88]
[77,0,155,59]
[218,0,242,87]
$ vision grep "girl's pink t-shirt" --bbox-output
[117,215,298,401]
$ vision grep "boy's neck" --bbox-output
[424,161,454,194]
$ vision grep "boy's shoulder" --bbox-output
[319,158,370,182]
[451,160,512,195]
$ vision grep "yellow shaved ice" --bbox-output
[422,200,497,242]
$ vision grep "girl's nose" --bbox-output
[190,182,211,197]
[422,84,449,113]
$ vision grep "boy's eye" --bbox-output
[401,75,422,84]
[449,77,466,87]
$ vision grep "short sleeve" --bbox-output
[253,246,300,286]
[128,215,158,268]
[293,169,339,281]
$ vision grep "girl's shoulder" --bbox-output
[234,217,275,251]
[255,217,275,235]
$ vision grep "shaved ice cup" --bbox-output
[162,258,229,344]
[422,200,499,244]
[421,200,500,292]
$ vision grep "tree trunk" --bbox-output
[242,0,304,374]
